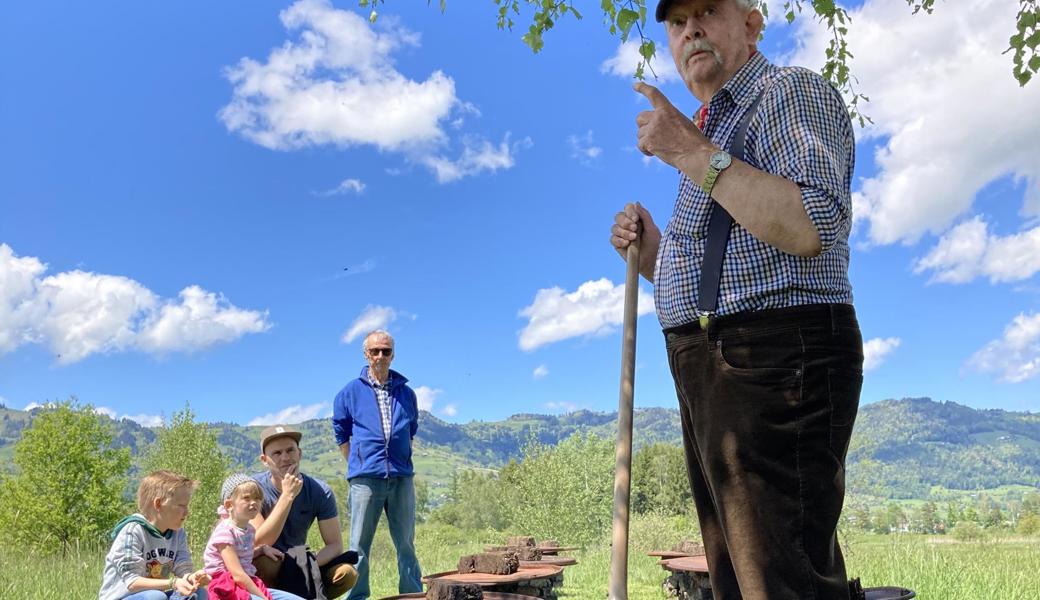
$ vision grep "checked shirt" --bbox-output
[653,52,855,329]
[368,372,393,442]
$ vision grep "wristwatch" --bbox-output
[700,150,732,197]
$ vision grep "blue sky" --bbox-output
[2,0,1038,427]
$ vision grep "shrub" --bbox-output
[1015,514,1040,536]
[500,433,614,548]
[428,469,508,531]
[140,405,230,558]
[949,521,984,542]
[0,399,130,554]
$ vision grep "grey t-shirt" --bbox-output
[255,471,338,551]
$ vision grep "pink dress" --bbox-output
[204,519,270,600]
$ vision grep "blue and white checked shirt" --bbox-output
[368,372,393,442]
[654,52,855,329]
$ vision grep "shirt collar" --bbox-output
[368,371,392,389]
[717,51,768,109]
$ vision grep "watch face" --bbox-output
[710,151,732,170]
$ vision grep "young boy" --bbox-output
[99,470,212,600]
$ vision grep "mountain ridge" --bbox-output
[1,397,1037,500]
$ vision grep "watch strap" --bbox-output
[701,162,723,196]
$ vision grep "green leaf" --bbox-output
[522,26,544,53]
[639,39,656,62]
[814,0,836,17]
[1018,10,1037,31]
[617,8,640,40]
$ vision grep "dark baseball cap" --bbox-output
[260,424,302,453]
[657,0,756,22]
[656,0,675,22]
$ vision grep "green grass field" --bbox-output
[4,523,1038,599]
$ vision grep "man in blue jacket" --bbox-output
[332,329,422,600]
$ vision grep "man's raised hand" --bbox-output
[282,468,303,500]
[634,82,710,169]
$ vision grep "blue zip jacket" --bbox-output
[332,367,419,480]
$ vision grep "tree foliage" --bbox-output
[140,405,230,558]
[631,442,692,516]
[501,433,616,547]
[359,0,1040,124]
[429,469,510,531]
[0,399,130,554]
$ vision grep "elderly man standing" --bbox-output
[332,330,422,600]
[611,1,861,598]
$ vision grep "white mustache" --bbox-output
[680,40,720,65]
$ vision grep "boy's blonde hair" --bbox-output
[137,470,198,515]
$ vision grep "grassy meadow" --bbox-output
[4,518,1038,599]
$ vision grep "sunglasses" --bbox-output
[368,347,393,356]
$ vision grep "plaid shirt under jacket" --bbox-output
[653,52,855,329]
[368,372,393,442]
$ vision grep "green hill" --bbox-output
[1,397,1038,501]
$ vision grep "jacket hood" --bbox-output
[109,513,172,540]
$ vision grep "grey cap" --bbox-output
[221,473,257,502]
[260,424,302,453]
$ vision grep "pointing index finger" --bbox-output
[634,82,671,110]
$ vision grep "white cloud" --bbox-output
[138,286,271,355]
[0,244,270,364]
[518,278,655,351]
[248,402,330,426]
[24,402,154,423]
[863,337,901,372]
[95,405,165,427]
[914,217,1040,284]
[414,385,443,412]
[316,178,366,196]
[601,39,679,83]
[440,403,458,417]
[419,134,532,184]
[0,244,46,355]
[967,312,1040,383]
[220,0,523,182]
[122,413,165,428]
[544,401,578,413]
[785,0,1040,247]
[567,131,602,165]
[533,364,549,379]
[341,305,399,343]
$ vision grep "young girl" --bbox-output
[204,474,304,600]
